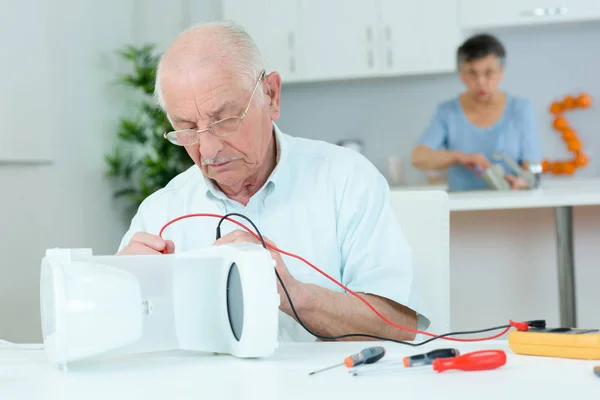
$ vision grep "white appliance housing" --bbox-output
[39,243,280,370]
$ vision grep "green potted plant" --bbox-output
[105,44,193,216]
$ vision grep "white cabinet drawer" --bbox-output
[459,0,600,30]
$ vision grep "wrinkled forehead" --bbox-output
[160,64,246,123]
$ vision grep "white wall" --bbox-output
[0,0,220,343]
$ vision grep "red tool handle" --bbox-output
[432,350,506,373]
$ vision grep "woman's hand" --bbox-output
[457,152,491,172]
[505,174,529,190]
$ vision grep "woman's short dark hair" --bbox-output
[457,33,506,68]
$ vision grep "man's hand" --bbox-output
[505,174,529,190]
[214,230,417,342]
[214,230,303,315]
[117,232,175,255]
[456,152,491,172]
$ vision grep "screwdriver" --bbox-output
[309,346,386,376]
[403,348,460,368]
[348,348,459,374]
[351,350,506,376]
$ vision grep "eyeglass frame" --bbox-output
[163,69,267,145]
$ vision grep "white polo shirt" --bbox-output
[118,123,429,341]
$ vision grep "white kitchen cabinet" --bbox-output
[298,0,379,81]
[379,0,461,76]
[222,0,460,83]
[459,0,600,30]
[222,0,302,82]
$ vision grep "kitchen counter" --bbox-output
[391,178,600,211]
[389,177,600,333]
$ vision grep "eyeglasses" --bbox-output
[163,70,266,146]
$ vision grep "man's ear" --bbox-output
[265,71,282,120]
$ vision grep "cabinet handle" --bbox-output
[384,25,393,68]
[521,7,568,17]
[288,32,295,74]
[367,50,374,68]
[366,26,374,68]
[365,26,373,42]
[384,25,392,41]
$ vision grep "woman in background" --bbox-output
[411,33,543,191]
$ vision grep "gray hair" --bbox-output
[154,20,266,111]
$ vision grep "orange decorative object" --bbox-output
[553,116,568,131]
[550,102,563,115]
[563,95,575,110]
[575,152,588,167]
[561,128,576,141]
[542,93,593,175]
[576,93,592,108]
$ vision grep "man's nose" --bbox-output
[197,131,224,160]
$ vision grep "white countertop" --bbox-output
[1,340,598,399]
[391,178,600,211]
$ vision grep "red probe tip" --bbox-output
[509,320,529,331]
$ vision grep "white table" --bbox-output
[1,341,598,399]
[450,179,600,329]
[392,178,600,329]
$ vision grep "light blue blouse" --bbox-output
[417,93,543,191]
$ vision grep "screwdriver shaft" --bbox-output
[309,346,386,376]
[308,362,343,375]
[351,365,429,376]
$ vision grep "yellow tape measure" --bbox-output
[508,327,600,360]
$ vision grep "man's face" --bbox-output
[459,54,504,103]
[161,66,281,187]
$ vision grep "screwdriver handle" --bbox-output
[432,350,506,373]
[344,346,386,368]
[403,348,460,367]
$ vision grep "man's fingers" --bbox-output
[131,232,168,251]
[118,242,164,256]
[214,229,254,245]
[165,240,176,254]
[262,236,277,249]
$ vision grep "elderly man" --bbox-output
[117,21,429,342]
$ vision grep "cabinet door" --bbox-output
[460,0,600,30]
[222,0,302,82]
[379,0,461,75]
[299,0,379,81]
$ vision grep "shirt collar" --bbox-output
[203,122,290,201]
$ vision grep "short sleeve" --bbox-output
[416,105,448,150]
[336,158,429,330]
[519,99,543,163]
